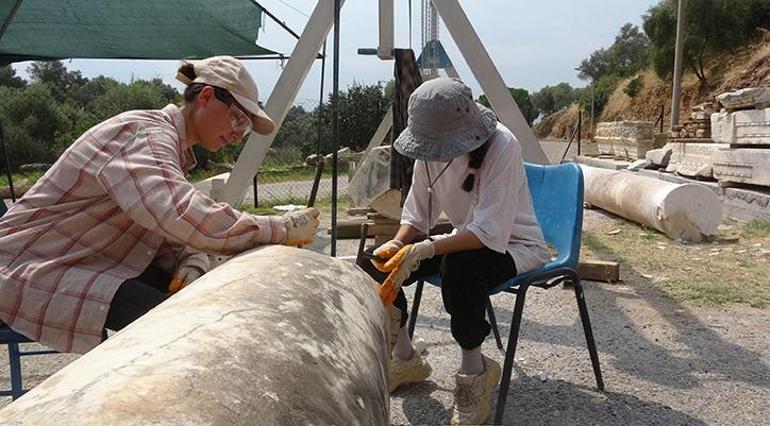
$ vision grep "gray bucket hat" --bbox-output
[393,78,498,162]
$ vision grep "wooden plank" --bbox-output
[577,259,620,282]
[334,219,368,239]
[333,219,454,239]
[346,207,373,216]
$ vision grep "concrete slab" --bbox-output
[575,156,631,170]
[347,146,391,207]
[716,87,770,110]
[712,147,770,187]
[666,142,729,178]
[712,108,770,145]
[645,146,672,167]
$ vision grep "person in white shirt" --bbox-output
[358,78,550,425]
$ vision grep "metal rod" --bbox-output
[252,174,258,208]
[559,125,577,164]
[660,105,665,133]
[0,119,16,203]
[577,109,582,156]
[316,43,327,156]
[249,0,304,41]
[355,223,369,266]
[0,0,24,42]
[239,54,324,60]
[670,0,687,131]
[590,83,595,137]
[331,0,341,257]
[307,157,325,207]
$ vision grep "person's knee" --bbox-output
[441,250,487,281]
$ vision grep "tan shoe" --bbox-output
[389,350,432,392]
[450,355,502,425]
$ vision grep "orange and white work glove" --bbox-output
[168,265,205,294]
[282,207,321,246]
[373,240,435,305]
[372,239,404,262]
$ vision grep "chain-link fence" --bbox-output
[244,163,351,210]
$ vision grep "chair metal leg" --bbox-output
[486,297,503,351]
[573,278,605,391]
[408,280,425,339]
[8,342,24,400]
[493,286,528,425]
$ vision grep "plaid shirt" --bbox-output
[0,105,286,353]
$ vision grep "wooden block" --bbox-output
[370,189,402,220]
[346,207,373,216]
[577,259,620,282]
[367,212,398,222]
[368,223,401,235]
[333,218,368,239]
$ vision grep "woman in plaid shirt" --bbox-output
[0,56,319,354]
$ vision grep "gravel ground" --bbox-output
[2,208,769,424]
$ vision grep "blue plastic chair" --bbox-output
[407,162,604,424]
[0,199,58,400]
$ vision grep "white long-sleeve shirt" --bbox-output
[401,123,550,274]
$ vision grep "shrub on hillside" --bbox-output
[624,75,644,98]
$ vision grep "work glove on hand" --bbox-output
[168,265,205,294]
[376,240,435,305]
[370,239,404,269]
[282,207,321,246]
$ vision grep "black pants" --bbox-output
[358,243,517,350]
[105,265,172,331]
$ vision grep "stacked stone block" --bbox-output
[592,121,661,160]
[710,87,770,187]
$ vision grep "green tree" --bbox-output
[90,79,178,120]
[0,65,26,88]
[643,0,770,82]
[532,83,582,116]
[0,84,72,169]
[576,48,613,82]
[579,75,618,116]
[73,76,121,110]
[315,82,391,154]
[270,105,319,164]
[478,87,538,126]
[577,24,649,82]
[608,23,650,77]
[27,61,88,103]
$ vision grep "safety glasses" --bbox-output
[213,87,253,138]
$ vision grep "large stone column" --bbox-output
[580,165,723,242]
[0,246,389,425]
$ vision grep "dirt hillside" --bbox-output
[536,33,770,139]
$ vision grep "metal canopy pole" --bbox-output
[0,119,16,203]
[671,0,687,131]
[223,0,344,206]
[331,0,341,256]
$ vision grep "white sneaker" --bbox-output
[389,350,432,393]
[450,355,502,425]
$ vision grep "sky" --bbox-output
[13,0,660,110]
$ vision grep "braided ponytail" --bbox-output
[461,139,491,192]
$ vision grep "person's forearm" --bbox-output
[394,224,421,244]
[431,229,484,255]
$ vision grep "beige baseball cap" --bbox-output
[176,55,275,135]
